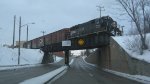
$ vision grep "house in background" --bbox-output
[16,41,26,48]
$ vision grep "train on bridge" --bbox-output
[24,16,122,49]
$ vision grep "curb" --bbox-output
[45,59,74,84]
[104,69,150,84]
[44,66,68,84]
[20,59,74,84]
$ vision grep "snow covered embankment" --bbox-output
[112,34,150,63]
[0,47,43,66]
[111,34,150,84]
[0,46,63,71]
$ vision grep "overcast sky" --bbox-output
[0,0,129,45]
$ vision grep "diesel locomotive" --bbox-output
[70,16,118,38]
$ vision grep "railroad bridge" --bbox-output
[41,31,113,65]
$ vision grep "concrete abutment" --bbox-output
[41,52,54,64]
[93,37,150,76]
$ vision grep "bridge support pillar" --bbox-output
[65,50,69,66]
[42,52,54,64]
[97,46,110,68]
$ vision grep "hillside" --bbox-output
[113,34,150,63]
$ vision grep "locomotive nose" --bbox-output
[111,21,117,28]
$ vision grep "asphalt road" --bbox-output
[51,57,142,84]
[0,60,64,84]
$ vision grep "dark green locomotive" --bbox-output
[70,16,119,38]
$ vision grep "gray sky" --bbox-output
[0,0,129,45]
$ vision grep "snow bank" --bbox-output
[69,59,74,65]
[112,34,150,63]
[0,56,63,71]
[0,45,65,71]
[20,66,67,84]
[53,56,63,63]
[0,46,43,65]
[82,56,97,67]
[20,59,74,84]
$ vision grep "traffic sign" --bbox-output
[78,39,85,46]
[62,40,71,46]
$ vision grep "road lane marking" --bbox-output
[89,73,94,77]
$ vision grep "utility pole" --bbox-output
[41,31,46,36]
[96,6,105,18]
[18,16,21,65]
[26,25,28,42]
[41,31,46,46]
[13,15,16,49]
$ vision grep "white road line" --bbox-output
[89,73,94,77]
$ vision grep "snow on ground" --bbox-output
[104,69,150,84]
[20,59,74,84]
[69,59,74,65]
[0,56,63,71]
[20,66,68,84]
[82,56,97,67]
[53,55,63,63]
[0,46,43,65]
[112,33,150,63]
[71,50,83,56]
[0,45,63,71]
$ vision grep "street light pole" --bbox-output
[18,17,34,65]
[18,16,21,65]
[41,31,46,36]
[25,23,35,42]
[41,31,46,46]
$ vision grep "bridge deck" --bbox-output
[41,32,111,52]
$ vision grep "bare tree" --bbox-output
[116,0,150,54]
[145,11,150,33]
